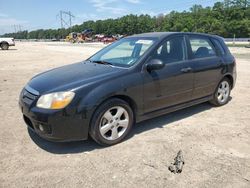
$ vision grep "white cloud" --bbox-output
[76,13,99,20]
[0,13,28,34]
[0,13,28,26]
[89,0,127,14]
[137,9,170,17]
[126,0,141,4]
[137,10,157,16]
[0,17,28,26]
[0,13,8,17]
[75,13,100,24]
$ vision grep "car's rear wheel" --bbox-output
[1,42,9,50]
[210,78,231,106]
[89,98,134,146]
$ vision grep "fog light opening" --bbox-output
[39,124,44,132]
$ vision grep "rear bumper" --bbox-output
[19,98,90,142]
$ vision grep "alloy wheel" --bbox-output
[99,106,129,141]
[217,81,230,104]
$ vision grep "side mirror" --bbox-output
[146,59,165,72]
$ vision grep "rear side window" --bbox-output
[153,36,186,63]
[189,37,216,59]
[212,39,226,55]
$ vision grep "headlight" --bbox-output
[36,91,75,109]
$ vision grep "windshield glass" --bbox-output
[89,37,157,67]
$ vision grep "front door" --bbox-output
[143,36,194,113]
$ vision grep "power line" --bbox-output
[58,11,75,28]
[13,25,17,33]
[12,24,23,33]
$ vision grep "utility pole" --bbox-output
[59,10,75,28]
[13,25,16,33]
[18,25,22,32]
[69,11,72,27]
[60,11,63,28]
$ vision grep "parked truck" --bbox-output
[0,38,15,50]
[65,29,93,43]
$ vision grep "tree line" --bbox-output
[1,0,250,39]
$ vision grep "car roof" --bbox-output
[128,32,223,40]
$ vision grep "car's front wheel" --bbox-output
[210,78,231,106]
[89,98,134,146]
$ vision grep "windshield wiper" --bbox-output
[91,60,113,66]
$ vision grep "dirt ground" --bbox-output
[0,42,249,188]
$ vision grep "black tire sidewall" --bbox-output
[90,98,134,146]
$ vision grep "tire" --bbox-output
[1,42,9,50]
[89,98,134,146]
[210,78,231,106]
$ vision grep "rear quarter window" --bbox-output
[212,38,226,55]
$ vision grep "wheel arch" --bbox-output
[95,94,138,120]
[223,74,234,88]
[0,41,9,45]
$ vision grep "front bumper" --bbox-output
[19,90,90,142]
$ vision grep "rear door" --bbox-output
[143,35,194,113]
[186,35,223,99]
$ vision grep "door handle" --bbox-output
[181,67,192,73]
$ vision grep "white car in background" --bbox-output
[0,38,15,50]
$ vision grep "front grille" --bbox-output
[22,89,38,105]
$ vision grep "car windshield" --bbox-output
[89,37,157,68]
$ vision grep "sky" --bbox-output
[0,0,221,34]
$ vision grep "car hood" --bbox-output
[27,61,124,94]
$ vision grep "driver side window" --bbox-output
[153,36,185,64]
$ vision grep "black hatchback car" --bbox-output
[19,32,236,146]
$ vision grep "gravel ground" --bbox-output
[0,42,250,188]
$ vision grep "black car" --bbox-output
[19,32,236,146]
